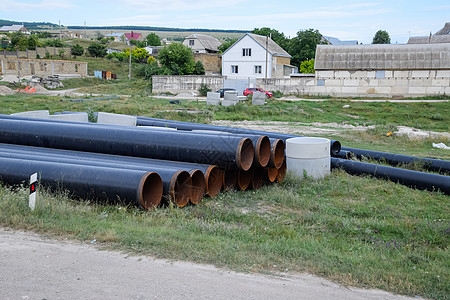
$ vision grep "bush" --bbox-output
[44,39,66,47]
[71,44,84,57]
[193,61,205,75]
[300,59,315,73]
[272,91,284,98]
[198,84,211,96]
[87,42,107,57]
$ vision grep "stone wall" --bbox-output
[3,47,74,59]
[152,75,224,94]
[0,58,88,77]
[257,77,315,94]
[193,53,221,75]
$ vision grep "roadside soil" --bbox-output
[0,228,419,300]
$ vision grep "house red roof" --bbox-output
[124,32,142,40]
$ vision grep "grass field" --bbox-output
[0,83,449,299]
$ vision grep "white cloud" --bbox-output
[0,0,74,11]
[108,0,245,11]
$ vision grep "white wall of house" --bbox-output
[222,35,273,79]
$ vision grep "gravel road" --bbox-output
[0,229,420,300]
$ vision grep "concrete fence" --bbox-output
[152,75,224,94]
[151,72,450,98]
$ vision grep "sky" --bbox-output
[1,0,449,44]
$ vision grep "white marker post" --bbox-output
[29,173,37,210]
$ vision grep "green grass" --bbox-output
[0,83,449,299]
[1,171,448,299]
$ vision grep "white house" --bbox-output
[221,33,294,79]
[0,25,30,34]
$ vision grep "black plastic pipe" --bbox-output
[340,147,450,174]
[0,118,254,170]
[0,143,222,199]
[331,157,450,195]
[0,157,163,209]
[0,149,194,207]
[135,116,341,155]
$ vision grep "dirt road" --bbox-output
[0,229,419,300]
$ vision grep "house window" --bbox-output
[189,40,194,46]
[242,48,251,56]
[254,65,262,74]
[231,65,239,74]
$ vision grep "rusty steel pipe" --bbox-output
[0,118,254,170]
[223,169,237,190]
[276,160,287,183]
[265,167,278,183]
[0,143,221,199]
[0,157,163,210]
[135,116,341,156]
[0,146,194,207]
[250,167,264,190]
[237,169,252,191]
[269,139,285,169]
[189,169,206,204]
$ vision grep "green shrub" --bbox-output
[198,84,211,96]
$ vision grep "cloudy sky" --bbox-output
[1,0,449,44]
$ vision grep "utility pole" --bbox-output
[128,45,132,80]
[264,35,268,83]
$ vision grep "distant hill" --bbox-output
[67,25,247,34]
[0,19,60,30]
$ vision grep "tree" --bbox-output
[157,43,195,75]
[287,29,326,68]
[218,38,237,53]
[193,61,205,75]
[146,33,161,46]
[372,30,390,44]
[87,42,107,57]
[251,27,288,50]
[71,44,84,56]
[299,59,315,74]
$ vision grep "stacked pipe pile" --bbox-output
[0,114,287,210]
[134,116,449,195]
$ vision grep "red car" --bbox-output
[243,87,273,98]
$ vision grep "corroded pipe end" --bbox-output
[139,172,163,210]
[189,169,206,205]
[169,170,192,207]
[204,165,222,197]
[236,138,254,171]
[223,169,237,190]
[237,169,252,191]
[265,167,278,183]
[270,139,285,169]
[255,136,271,168]
[276,160,287,183]
[251,167,264,190]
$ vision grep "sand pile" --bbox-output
[0,85,15,96]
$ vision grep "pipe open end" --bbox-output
[251,168,264,190]
[255,136,271,167]
[331,140,342,156]
[204,165,222,197]
[265,167,278,183]
[169,170,192,207]
[236,138,254,171]
[189,169,206,205]
[270,139,285,169]
[237,169,252,191]
[276,160,287,183]
[223,169,237,190]
[139,172,163,210]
